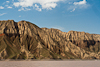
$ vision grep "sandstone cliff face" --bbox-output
[0,20,100,60]
[41,28,100,59]
[0,20,17,34]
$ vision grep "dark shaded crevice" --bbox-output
[5,33,20,38]
[70,40,98,48]
[3,27,8,34]
[70,40,100,52]
[14,22,19,34]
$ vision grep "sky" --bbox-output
[0,0,100,34]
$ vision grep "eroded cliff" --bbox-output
[0,20,100,60]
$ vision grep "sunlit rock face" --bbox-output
[0,20,100,60]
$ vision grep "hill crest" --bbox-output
[0,20,100,60]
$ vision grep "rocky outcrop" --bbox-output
[0,20,17,34]
[41,28,100,59]
[0,20,100,60]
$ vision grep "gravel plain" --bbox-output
[0,60,100,67]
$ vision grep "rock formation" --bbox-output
[0,20,100,60]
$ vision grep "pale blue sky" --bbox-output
[0,0,100,34]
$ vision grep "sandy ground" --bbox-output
[0,60,100,67]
